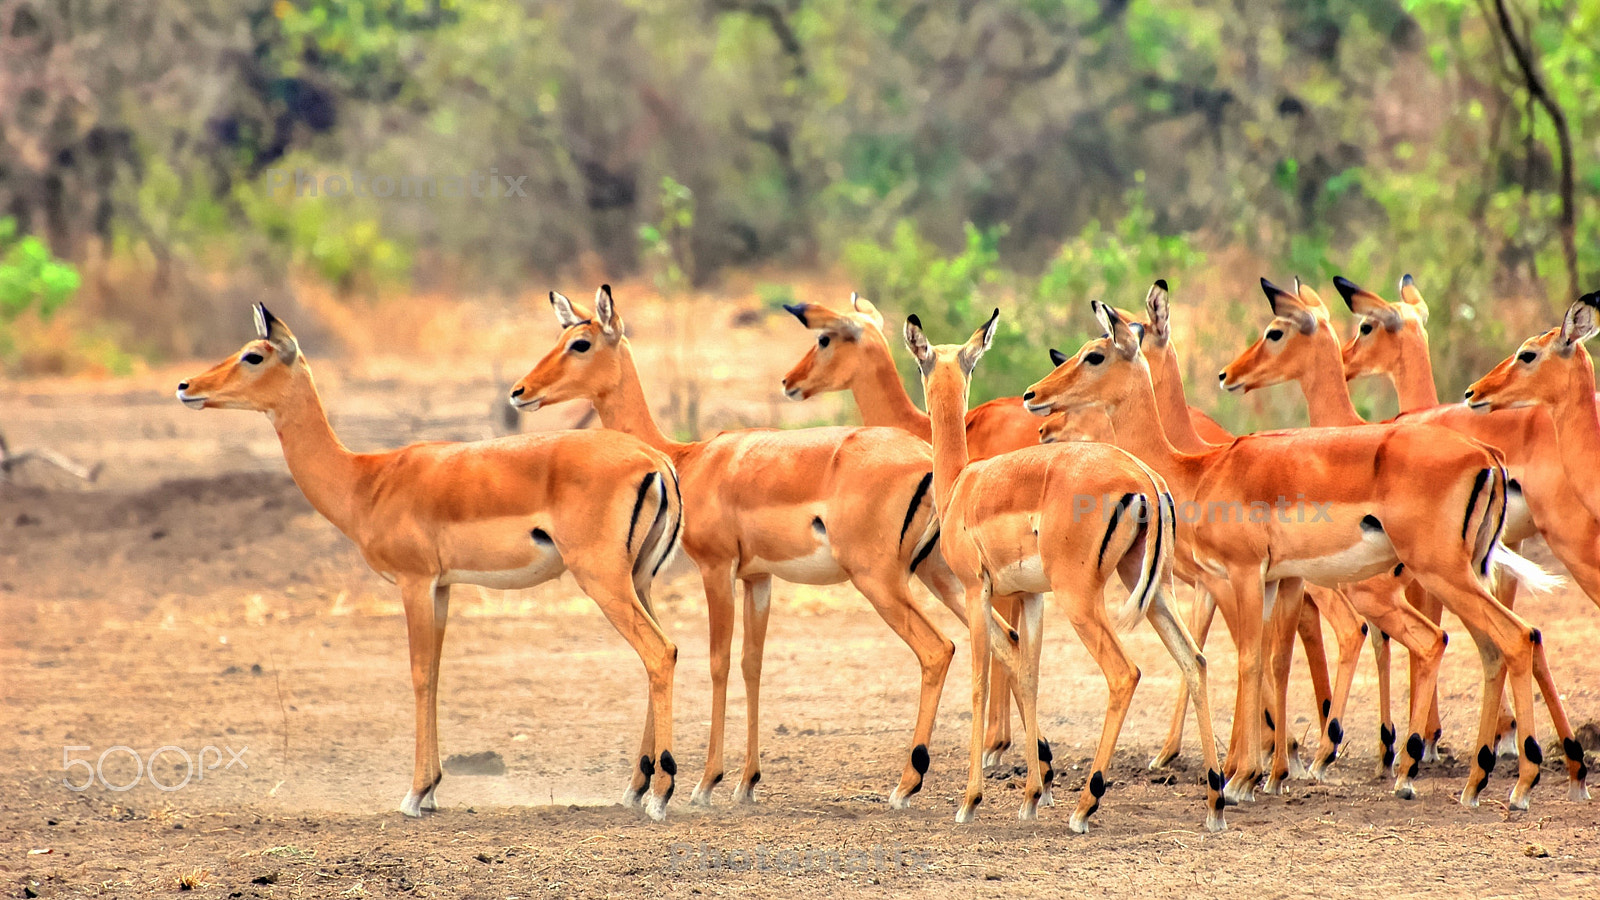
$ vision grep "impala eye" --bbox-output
[1085,351,1106,366]
[1518,350,1537,364]
[1266,328,1284,342]
[242,352,264,365]
[570,339,592,353]
[1359,322,1373,336]
[818,335,831,348]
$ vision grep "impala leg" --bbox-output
[1263,580,1304,795]
[957,579,995,823]
[1213,572,1264,804]
[398,575,442,817]
[1145,590,1226,832]
[734,577,772,803]
[1010,594,1047,821]
[984,592,1021,767]
[1056,585,1140,833]
[1530,637,1590,801]
[690,564,737,806]
[1306,587,1367,782]
[419,583,451,811]
[1405,583,1446,761]
[1292,593,1332,772]
[1355,599,1447,799]
[627,574,664,806]
[1369,622,1396,779]
[577,568,679,821]
[1152,586,1215,769]
[1490,545,1522,758]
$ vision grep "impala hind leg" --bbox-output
[1007,594,1048,819]
[1145,590,1226,832]
[690,565,738,806]
[1405,582,1447,760]
[1262,580,1306,795]
[1054,583,1140,833]
[1369,624,1396,778]
[1306,588,1370,783]
[734,577,772,803]
[1529,637,1591,801]
[957,578,995,824]
[984,592,1022,767]
[574,567,679,820]
[398,576,446,817]
[1209,572,1264,804]
[1356,600,1446,799]
[1289,593,1333,774]
[854,573,955,809]
[1152,586,1216,769]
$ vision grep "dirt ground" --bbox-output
[4,314,1600,899]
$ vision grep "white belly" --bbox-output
[440,553,567,590]
[1267,528,1396,587]
[739,545,847,585]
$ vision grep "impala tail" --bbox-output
[1465,464,1564,594]
[1107,490,1174,631]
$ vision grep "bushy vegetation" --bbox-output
[0,0,1594,388]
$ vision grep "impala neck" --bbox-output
[1550,365,1600,517]
[1298,339,1365,426]
[1150,344,1213,451]
[924,368,971,512]
[1388,332,1440,412]
[591,340,683,457]
[851,341,933,439]
[269,366,362,538]
[1105,367,1207,499]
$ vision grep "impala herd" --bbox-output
[174,280,1600,834]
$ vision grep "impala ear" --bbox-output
[1294,279,1330,318]
[550,291,584,328]
[1049,348,1069,367]
[904,314,934,372]
[1263,278,1318,335]
[782,303,810,327]
[1092,300,1116,338]
[1096,301,1141,359]
[253,303,298,364]
[1398,274,1429,323]
[1334,276,1403,333]
[595,284,622,338]
[1144,279,1171,347]
[958,308,999,374]
[1557,293,1600,356]
[850,292,885,332]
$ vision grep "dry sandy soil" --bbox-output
[3,308,1599,898]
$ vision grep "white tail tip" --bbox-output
[1491,543,1564,594]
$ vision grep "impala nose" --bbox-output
[1463,389,1474,400]
[510,386,525,398]
[1217,371,1227,382]
[1022,390,1035,401]
[178,381,189,391]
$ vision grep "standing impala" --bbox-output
[512,286,968,809]
[1466,293,1600,524]
[904,310,1223,832]
[176,306,685,819]
[1026,301,1586,808]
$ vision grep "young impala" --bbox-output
[1026,301,1585,808]
[176,305,685,819]
[512,286,969,809]
[904,310,1223,832]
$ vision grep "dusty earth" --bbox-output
[4,316,1600,899]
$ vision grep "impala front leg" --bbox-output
[398,575,443,817]
[957,579,994,824]
[690,564,738,805]
[736,577,772,803]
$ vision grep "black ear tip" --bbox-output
[782,303,808,324]
[1153,278,1168,292]
[906,313,923,329]
[1401,273,1415,288]
[1332,276,1359,304]
[987,307,1000,324]
[601,283,612,294]
[548,291,557,302]
[1049,348,1068,365]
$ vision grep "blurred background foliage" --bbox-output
[0,0,1594,423]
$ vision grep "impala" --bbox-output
[176,305,685,819]
[904,310,1223,832]
[1026,301,1584,808]
[1227,276,1597,779]
[512,286,970,809]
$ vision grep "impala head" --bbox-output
[1337,273,1430,381]
[175,304,304,412]
[1023,300,1150,416]
[902,308,999,405]
[1218,276,1336,393]
[1465,293,1600,412]
[779,292,888,400]
[511,285,627,411]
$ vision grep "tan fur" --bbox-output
[176,306,684,819]
[513,286,964,808]
[906,311,1224,833]
[1027,301,1585,809]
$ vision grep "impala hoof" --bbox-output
[1204,811,1227,833]
[1394,783,1417,801]
[1066,812,1090,834]
[888,789,914,810]
[644,793,668,821]
[1039,785,1054,807]
[688,787,715,807]
[955,798,980,824]
[1148,747,1180,770]
[1570,783,1591,802]
[398,791,425,818]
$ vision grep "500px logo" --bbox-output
[61,745,248,792]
